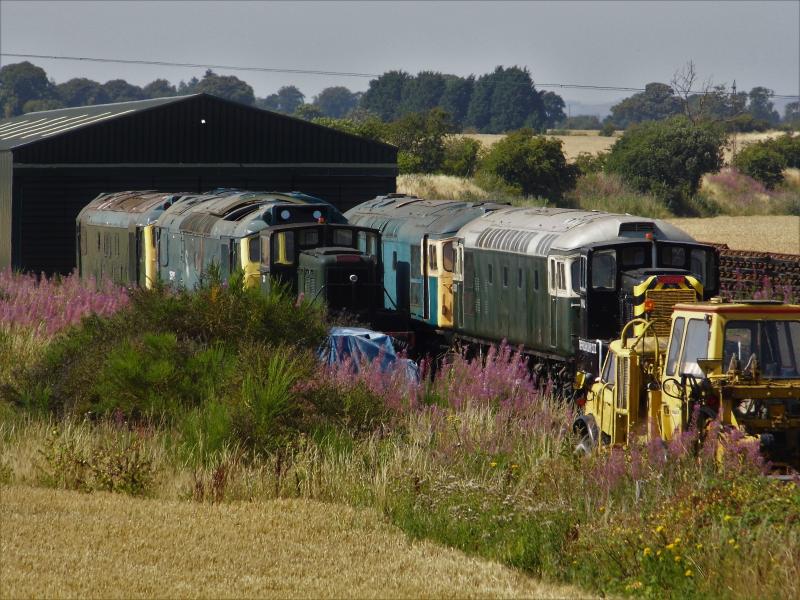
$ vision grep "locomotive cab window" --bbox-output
[428,244,438,272]
[690,248,715,286]
[591,250,616,290]
[333,229,353,247]
[300,229,320,247]
[442,241,455,273]
[357,231,378,257]
[660,245,686,268]
[621,246,647,268]
[248,237,260,262]
[273,231,295,265]
[260,237,271,266]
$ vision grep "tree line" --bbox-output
[1,60,797,133]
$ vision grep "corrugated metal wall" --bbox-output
[11,95,397,165]
[0,152,11,268]
[5,94,397,274]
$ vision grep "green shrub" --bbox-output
[599,122,616,137]
[27,279,327,419]
[38,426,156,496]
[477,129,577,199]
[732,144,787,189]
[761,133,800,168]
[605,116,725,213]
[441,137,482,177]
[572,151,608,176]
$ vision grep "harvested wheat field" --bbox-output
[0,485,591,599]
[668,216,800,254]
[460,132,618,160]
[461,130,789,163]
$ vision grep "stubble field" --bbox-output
[0,485,590,599]
[460,130,789,162]
[667,215,800,254]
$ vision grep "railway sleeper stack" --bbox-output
[710,242,800,301]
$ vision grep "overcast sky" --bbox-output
[1,0,798,111]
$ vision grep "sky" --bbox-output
[1,0,798,114]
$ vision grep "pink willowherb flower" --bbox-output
[0,269,129,336]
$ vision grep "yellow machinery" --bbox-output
[575,299,800,470]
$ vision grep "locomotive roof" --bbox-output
[76,191,204,229]
[458,207,697,256]
[156,190,344,238]
[345,194,507,242]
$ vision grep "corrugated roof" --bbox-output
[0,96,192,150]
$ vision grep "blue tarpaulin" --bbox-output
[320,327,419,382]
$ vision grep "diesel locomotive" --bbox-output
[345,195,507,328]
[77,189,383,313]
[347,195,720,391]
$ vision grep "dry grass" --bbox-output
[397,174,493,201]
[668,215,800,254]
[0,485,590,599]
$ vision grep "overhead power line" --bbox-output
[2,52,798,99]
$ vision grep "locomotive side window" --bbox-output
[503,266,509,287]
[429,244,438,271]
[442,241,455,273]
[411,245,421,275]
[592,250,616,290]
[488,263,493,284]
[666,317,685,376]
[518,268,523,289]
[159,234,169,267]
[534,270,539,291]
[392,251,398,271]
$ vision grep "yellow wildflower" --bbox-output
[674,555,682,563]
[724,514,733,522]
[673,537,681,545]
[685,569,694,577]
[734,544,740,550]
[728,538,736,545]
[696,543,703,550]
[666,543,675,551]
[511,464,519,470]
[490,461,497,467]
[655,525,665,534]
[656,550,662,557]
[643,547,652,557]
[599,506,605,513]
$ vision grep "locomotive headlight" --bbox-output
[349,274,358,283]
